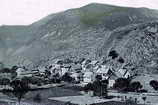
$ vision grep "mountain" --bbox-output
[100,21,158,74]
[0,3,158,68]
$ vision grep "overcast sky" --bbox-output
[0,0,158,25]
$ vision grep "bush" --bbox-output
[108,50,119,59]
[129,81,143,92]
[150,80,158,90]
[137,89,148,93]
[61,73,74,83]
[118,57,125,63]
[113,78,130,91]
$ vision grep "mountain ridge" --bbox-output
[0,3,158,70]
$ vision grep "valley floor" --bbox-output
[1,85,158,105]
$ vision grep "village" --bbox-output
[1,55,158,105]
[0,56,131,89]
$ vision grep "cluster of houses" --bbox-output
[13,58,131,87]
[0,57,132,89]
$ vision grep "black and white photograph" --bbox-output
[0,0,158,105]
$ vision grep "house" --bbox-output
[16,67,26,78]
[59,64,71,76]
[70,72,83,82]
[48,64,60,74]
[118,68,130,78]
[90,60,99,66]
[108,79,115,88]
[31,69,40,76]
[82,59,91,70]
[71,64,82,72]
[83,71,95,83]
[16,67,39,78]
[38,66,46,73]
[59,67,68,76]
[96,65,110,80]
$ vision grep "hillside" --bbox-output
[0,3,158,68]
[100,21,158,74]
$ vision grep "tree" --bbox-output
[0,68,11,73]
[129,81,142,92]
[92,76,108,97]
[150,80,158,90]
[108,50,119,59]
[95,75,102,81]
[142,96,147,105]
[113,78,130,91]
[11,72,17,79]
[11,66,18,72]
[101,79,109,97]
[61,73,74,83]
[117,57,125,63]
[10,79,30,104]
[21,77,31,85]
[83,77,108,98]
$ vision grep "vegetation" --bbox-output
[129,81,143,92]
[113,78,130,91]
[150,80,158,90]
[61,73,75,83]
[108,50,119,59]
[113,77,145,93]
[142,96,147,105]
[84,75,108,97]
[1,79,31,104]
[117,57,125,63]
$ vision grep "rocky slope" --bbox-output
[0,3,158,68]
[100,21,158,74]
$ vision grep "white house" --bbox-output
[16,67,26,77]
[38,66,46,73]
[16,67,39,78]
[70,72,83,82]
[108,79,115,88]
[96,65,110,80]
[59,66,70,76]
[83,71,94,83]
[118,68,130,78]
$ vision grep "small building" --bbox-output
[70,72,83,82]
[59,65,70,76]
[71,64,82,72]
[16,67,39,78]
[108,79,115,88]
[60,68,68,76]
[96,65,110,80]
[118,68,130,78]
[83,71,95,83]
[38,66,46,73]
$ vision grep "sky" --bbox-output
[0,0,158,25]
